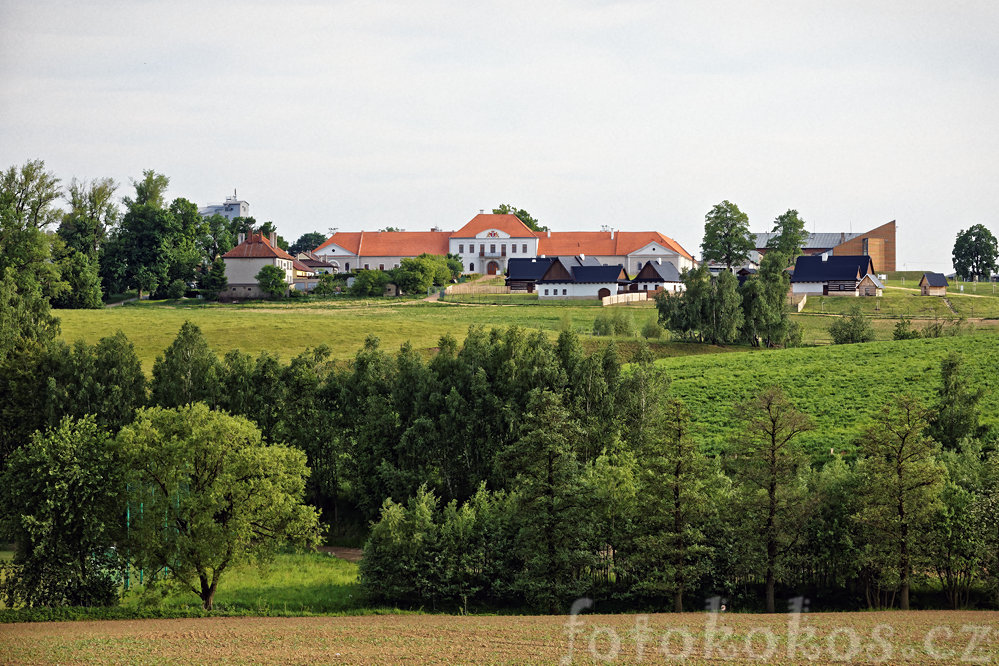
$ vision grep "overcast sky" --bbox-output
[3,1,997,271]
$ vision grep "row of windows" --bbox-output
[543,289,569,296]
[457,243,529,254]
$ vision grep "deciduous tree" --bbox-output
[0,416,126,607]
[492,204,547,232]
[952,224,997,281]
[118,404,323,610]
[701,200,753,271]
[255,264,288,299]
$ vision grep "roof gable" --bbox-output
[921,272,949,287]
[635,260,681,282]
[454,214,538,238]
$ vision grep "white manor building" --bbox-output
[312,213,694,276]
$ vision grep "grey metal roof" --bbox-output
[506,257,553,281]
[755,232,860,250]
[922,272,949,287]
[639,260,681,282]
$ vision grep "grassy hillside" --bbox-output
[659,333,999,459]
[55,299,669,371]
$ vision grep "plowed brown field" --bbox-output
[1,611,996,664]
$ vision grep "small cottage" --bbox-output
[631,258,684,293]
[537,258,629,300]
[920,272,949,296]
[857,273,884,297]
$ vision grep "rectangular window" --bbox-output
[522,244,527,253]
[469,263,474,271]
[512,244,517,254]
[562,289,567,295]
[364,264,369,270]
[469,244,475,252]
[544,289,549,295]
[459,244,464,253]
[345,263,349,271]
[379,264,384,270]
[490,244,496,253]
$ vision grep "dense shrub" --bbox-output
[828,303,875,344]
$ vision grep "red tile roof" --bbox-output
[454,214,539,238]
[538,231,693,261]
[223,233,295,260]
[314,231,451,257]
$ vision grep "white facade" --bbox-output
[635,281,684,293]
[791,282,826,295]
[626,242,695,274]
[449,229,539,275]
[538,282,621,300]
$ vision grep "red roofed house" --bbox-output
[311,214,695,279]
[313,230,452,273]
[222,232,296,299]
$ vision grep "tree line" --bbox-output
[1,301,996,613]
[0,159,327,306]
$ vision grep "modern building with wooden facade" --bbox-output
[755,220,896,272]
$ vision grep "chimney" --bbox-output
[547,230,551,238]
[840,232,845,244]
[238,232,245,244]
[269,232,277,246]
[611,229,615,240]
[657,258,662,265]
[580,253,585,260]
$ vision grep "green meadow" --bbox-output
[57,295,999,372]
[663,333,999,458]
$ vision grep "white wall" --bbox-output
[792,282,825,295]
[538,281,620,300]
[224,257,293,285]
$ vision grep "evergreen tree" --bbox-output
[729,386,813,612]
[632,398,714,611]
[150,321,220,407]
[200,257,228,301]
[495,389,594,611]
[928,353,987,449]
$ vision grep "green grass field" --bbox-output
[60,296,999,373]
[121,552,362,615]
[662,333,999,458]
[55,299,684,372]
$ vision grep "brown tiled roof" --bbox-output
[223,233,295,260]
[538,231,693,261]
[454,214,539,238]
[314,231,451,256]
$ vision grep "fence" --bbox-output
[601,292,650,306]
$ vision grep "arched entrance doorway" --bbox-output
[597,287,611,299]
[486,261,500,275]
